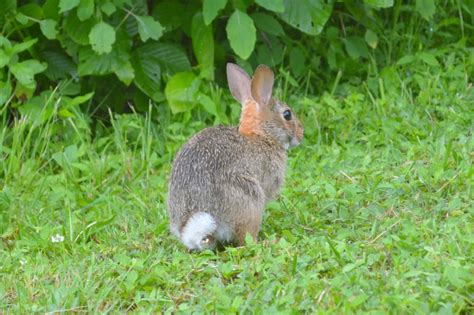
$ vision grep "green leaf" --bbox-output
[0,36,12,48]
[256,40,284,67]
[0,0,16,15]
[100,2,116,16]
[65,14,96,45]
[89,21,116,55]
[443,266,470,288]
[93,215,116,230]
[192,13,214,80]
[252,12,284,36]
[131,43,190,101]
[78,46,129,77]
[77,45,134,85]
[125,270,139,290]
[416,0,435,20]
[289,47,305,77]
[131,53,162,102]
[124,0,147,37]
[77,49,115,75]
[59,0,80,12]
[113,0,132,7]
[0,49,10,68]
[155,44,191,74]
[77,0,94,21]
[136,16,163,42]
[396,55,416,65]
[39,19,58,39]
[364,0,394,8]
[0,0,16,27]
[15,13,29,25]
[152,1,185,31]
[68,92,94,106]
[364,29,378,49]
[58,81,81,96]
[11,39,38,54]
[226,10,256,60]
[198,93,218,116]
[42,51,76,80]
[202,0,227,25]
[280,0,333,35]
[417,52,439,67]
[256,0,284,13]
[58,108,75,118]
[43,0,60,21]
[0,81,12,106]
[10,60,47,88]
[342,262,358,273]
[344,37,369,59]
[165,72,200,114]
[18,3,43,20]
[115,60,135,85]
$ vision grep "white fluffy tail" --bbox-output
[181,212,216,250]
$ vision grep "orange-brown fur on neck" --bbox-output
[238,100,267,137]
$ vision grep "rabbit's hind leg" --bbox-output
[235,210,263,246]
[226,175,266,246]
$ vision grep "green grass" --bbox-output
[1,51,473,313]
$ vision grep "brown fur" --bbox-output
[239,100,264,136]
[167,63,304,251]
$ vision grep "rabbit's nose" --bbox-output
[296,123,304,140]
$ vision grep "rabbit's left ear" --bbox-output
[227,63,251,104]
[251,65,274,106]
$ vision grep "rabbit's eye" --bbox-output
[283,110,292,121]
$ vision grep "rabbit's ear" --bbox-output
[227,63,251,104]
[251,65,274,106]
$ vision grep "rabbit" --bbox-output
[167,63,304,251]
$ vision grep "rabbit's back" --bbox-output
[167,125,286,237]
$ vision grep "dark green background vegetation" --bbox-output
[1,0,472,120]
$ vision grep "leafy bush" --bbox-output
[0,0,472,120]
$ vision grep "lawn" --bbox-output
[1,50,473,313]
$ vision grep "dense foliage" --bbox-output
[1,0,473,313]
[1,0,472,121]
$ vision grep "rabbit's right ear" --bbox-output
[227,63,251,104]
[251,65,274,106]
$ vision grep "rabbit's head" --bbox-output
[226,63,304,149]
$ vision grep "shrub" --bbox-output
[0,0,471,120]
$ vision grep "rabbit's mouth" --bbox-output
[281,134,301,150]
[290,125,304,148]
[290,137,301,148]
[288,131,303,148]
[288,137,301,148]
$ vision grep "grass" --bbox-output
[1,50,473,313]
